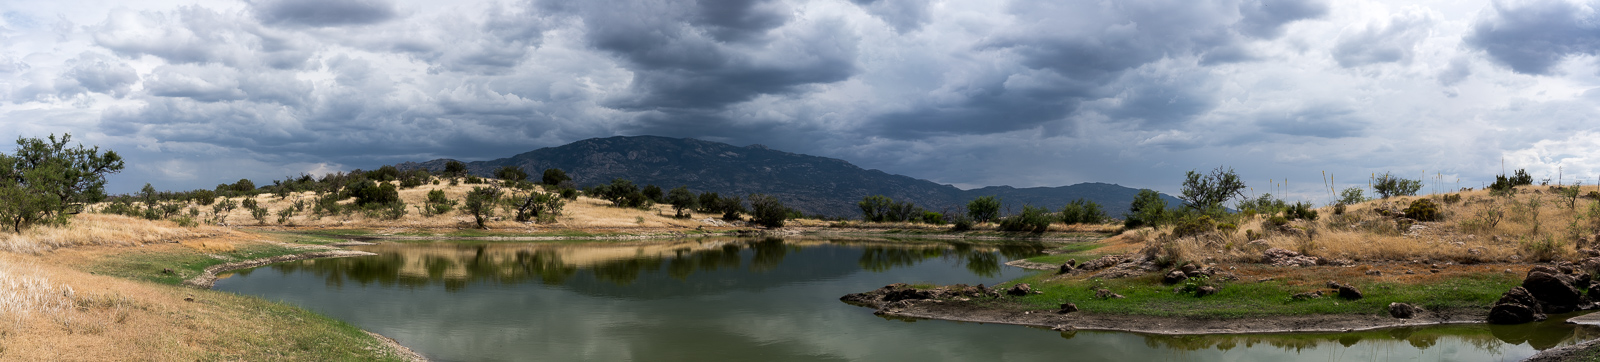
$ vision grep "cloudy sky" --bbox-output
[3,0,1600,203]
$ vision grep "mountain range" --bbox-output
[396,136,1181,218]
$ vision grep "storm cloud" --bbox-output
[4,0,1600,203]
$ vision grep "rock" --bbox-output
[1006,283,1033,296]
[1291,291,1323,300]
[1079,255,1124,271]
[1488,302,1546,324]
[1058,303,1078,314]
[1057,262,1075,274]
[1179,263,1200,275]
[1094,288,1125,299]
[1524,271,1583,313]
[1579,273,1593,287]
[1338,284,1364,300]
[1365,270,1383,276]
[1326,281,1343,289]
[1196,286,1218,297]
[161,268,174,275]
[882,287,934,303]
[1389,302,1421,319]
[1164,270,1189,284]
[1530,266,1559,277]
[1263,248,1319,267]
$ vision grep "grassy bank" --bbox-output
[0,214,416,360]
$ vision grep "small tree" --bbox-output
[463,186,499,229]
[666,186,698,218]
[0,133,124,232]
[696,192,722,213]
[719,195,745,221]
[967,196,1001,223]
[443,161,468,179]
[1179,166,1246,211]
[1337,187,1367,205]
[231,179,257,193]
[642,185,664,203]
[999,205,1052,233]
[747,194,788,228]
[494,166,528,182]
[542,168,571,186]
[1059,198,1105,224]
[423,189,457,216]
[1371,172,1422,198]
[1124,189,1168,228]
[859,195,893,222]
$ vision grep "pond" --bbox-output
[213,237,1596,361]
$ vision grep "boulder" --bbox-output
[1164,270,1188,284]
[1529,266,1559,277]
[1524,271,1583,313]
[1196,286,1218,297]
[1057,262,1075,274]
[1338,284,1364,300]
[1006,283,1034,296]
[1291,291,1323,300]
[1058,303,1078,314]
[1094,288,1125,299]
[1488,303,1546,324]
[1179,263,1200,275]
[1388,303,1421,319]
[882,287,934,302]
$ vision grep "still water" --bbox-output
[214,238,1595,361]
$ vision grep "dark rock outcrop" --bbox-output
[1007,283,1035,296]
[1388,303,1421,319]
[1524,271,1583,313]
[1164,270,1188,284]
[1488,286,1548,324]
[1337,284,1364,300]
[1058,303,1078,314]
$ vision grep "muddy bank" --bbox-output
[182,250,377,289]
[842,284,1489,335]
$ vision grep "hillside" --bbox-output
[397,136,1180,218]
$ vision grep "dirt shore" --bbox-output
[856,295,1490,335]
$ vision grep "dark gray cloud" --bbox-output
[551,0,858,119]
[61,52,138,97]
[1332,10,1432,67]
[873,0,1325,138]
[251,0,397,27]
[1467,0,1600,75]
[1256,104,1367,138]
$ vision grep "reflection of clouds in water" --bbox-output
[218,238,1574,362]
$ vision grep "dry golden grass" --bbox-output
[1119,185,1600,265]
[0,214,230,255]
[98,179,727,233]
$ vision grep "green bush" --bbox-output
[1171,215,1217,238]
[1337,187,1367,205]
[967,196,1001,223]
[666,186,697,218]
[250,205,269,224]
[192,189,217,206]
[747,194,788,228]
[494,166,527,181]
[949,215,974,231]
[1124,189,1168,228]
[542,168,570,186]
[1179,166,1246,210]
[1403,199,1441,221]
[463,187,499,229]
[1372,172,1422,198]
[860,195,919,222]
[920,211,946,225]
[1284,201,1318,221]
[642,185,664,203]
[1059,198,1106,224]
[0,133,125,233]
[998,206,1052,233]
[346,180,399,207]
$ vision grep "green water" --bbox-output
[213,237,1594,361]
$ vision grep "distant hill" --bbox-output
[396,136,1181,218]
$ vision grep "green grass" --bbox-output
[989,270,1519,318]
[1025,242,1108,265]
[198,289,409,361]
[256,231,349,245]
[87,243,306,285]
[300,229,375,237]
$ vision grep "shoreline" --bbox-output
[179,248,430,362]
[867,298,1494,335]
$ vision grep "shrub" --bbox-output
[423,189,457,216]
[250,205,269,224]
[512,192,563,223]
[230,179,256,193]
[1124,189,1168,228]
[1371,172,1422,198]
[949,215,974,231]
[1403,199,1441,221]
[641,185,664,203]
[967,196,1001,223]
[1441,193,1462,204]
[859,195,919,222]
[920,211,946,225]
[1059,198,1106,224]
[1171,215,1217,239]
[1337,187,1367,205]
[540,168,569,186]
[192,189,217,206]
[718,195,745,221]
[276,207,296,224]
[747,194,788,228]
[559,187,577,200]
[443,161,468,179]
[1284,201,1318,221]
[1557,185,1583,209]
[494,166,528,181]
[399,169,430,189]
[1236,193,1286,215]
[346,180,399,207]
[998,206,1052,233]
[0,133,125,233]
[696,192,722,213]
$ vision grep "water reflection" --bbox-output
[269,238,1045,291]
[215,238,1595,362]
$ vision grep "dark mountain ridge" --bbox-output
[397,136,1180,218]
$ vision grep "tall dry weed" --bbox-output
[0,260,73,327]
[0,214,221,254]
